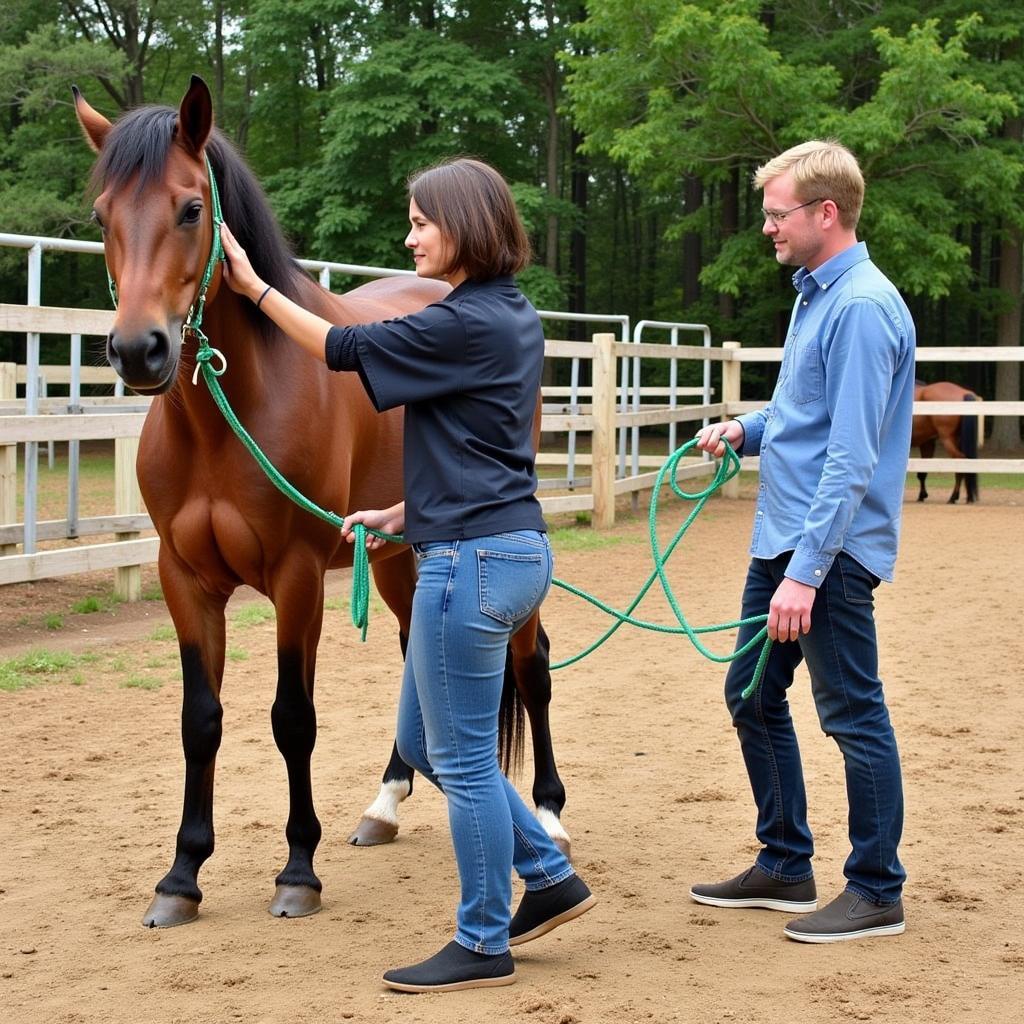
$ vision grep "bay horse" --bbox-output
[911,380,982,503]
[74,76,569,929]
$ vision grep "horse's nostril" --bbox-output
[145,329,171,376]
[106,331,124,374]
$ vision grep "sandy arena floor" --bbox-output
[1,494,1022,1024]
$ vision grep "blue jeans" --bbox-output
[725,552,906,905]
[396,530,574,954]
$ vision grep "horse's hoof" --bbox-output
[554,836,572,862]
[269,885,322,918]
[142,893,199,928]
[347,815,399,846]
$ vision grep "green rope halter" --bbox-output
[106,157,771,694]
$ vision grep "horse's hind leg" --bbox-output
[349,548,416,847]
[917,438,935,501]
[267,560,327,918]
[144,553,228,928]
[510,615,570,858]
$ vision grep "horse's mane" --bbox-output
[89,105,306,341]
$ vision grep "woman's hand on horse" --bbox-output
[694,419,744,458]
[220,222,266,301]
[342,503,405,551]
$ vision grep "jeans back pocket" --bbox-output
[477,549,547,626]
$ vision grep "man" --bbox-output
[692,140,914,943]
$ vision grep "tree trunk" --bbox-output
[717,166,739,325]
[682,174,702,310]
[543,62,559,274]
[569,126,587,338]
[991,112,1022,450]
[214,1,225,116]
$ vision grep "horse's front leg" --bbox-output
[511,616,571,859]
[268,563,326,918]
[143,552,228,928]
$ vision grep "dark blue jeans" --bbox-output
[725,552,905,905]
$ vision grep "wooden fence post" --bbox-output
[591,333,617,529]
[721,342,741,499]
[114,436,142,600]
[0,362,16,556]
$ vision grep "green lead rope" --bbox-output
[106,156,771,694]
[547,439,772,699]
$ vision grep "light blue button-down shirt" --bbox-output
[736,241,916,586]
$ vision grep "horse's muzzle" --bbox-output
[107,326,178,393]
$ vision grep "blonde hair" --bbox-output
[754,140,864,230]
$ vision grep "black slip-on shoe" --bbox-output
[508,874,597,947]
[382,940,515,993]
[689,865,817,913]
[783,891,905,943]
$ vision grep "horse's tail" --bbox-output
[961,395,979,502]
[499,644,526,778]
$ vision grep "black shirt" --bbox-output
[325,275,547,544]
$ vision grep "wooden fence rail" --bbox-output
[2,301,1022,594]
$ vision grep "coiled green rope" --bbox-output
[547,439,771,698]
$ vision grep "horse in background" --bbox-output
[911,381,983,503]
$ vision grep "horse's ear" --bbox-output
[176,74,213,157]
[72,85,112,153]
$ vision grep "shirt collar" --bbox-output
[792,241,869,293]
[448,274,516,298]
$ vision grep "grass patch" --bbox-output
[0,649,82,692]
[122,675,162,691]
[549,526,634,552]
[71,591,121,615]
[231,604,275,627]
[226,647,248,662]
[44,613,64,631]
[149,625,177,642]
[141,583,164,601]
[905,472,1024,492]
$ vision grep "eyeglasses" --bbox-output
[761,198,824,225]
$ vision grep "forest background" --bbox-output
[0,1,1021,447]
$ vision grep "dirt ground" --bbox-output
[1,492,1022,1024]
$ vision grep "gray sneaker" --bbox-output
[783,891,905,943]
[690,865,817,913]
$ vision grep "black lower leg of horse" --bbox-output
[949,473,963,504]
[270,647,322,904]
[512,621,569,855]
[349,628,414,846]
[151,645,223,909]
[917,472,928,502]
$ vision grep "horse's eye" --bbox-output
[182,204,202,225]
[91,209,105,232]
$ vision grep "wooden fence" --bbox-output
[2,302,1023,597]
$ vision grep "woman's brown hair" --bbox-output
[407,158,531,280]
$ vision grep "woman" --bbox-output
[220,157,594,992]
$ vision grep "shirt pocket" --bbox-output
[786,335,823,405]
